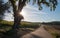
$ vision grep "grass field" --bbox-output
[0,20,40,38]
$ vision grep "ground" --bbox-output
[21,25,53,38]
[0,24,60,38]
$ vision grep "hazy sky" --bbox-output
[4,0,60,22]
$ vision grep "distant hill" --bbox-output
[42,21,60,25]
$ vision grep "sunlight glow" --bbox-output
[20,10,26,16]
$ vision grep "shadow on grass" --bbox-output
[0,28,36,38]
[0,23,40,38]
[1,29,20,38]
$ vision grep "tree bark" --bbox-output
[12,10,23,29]
[13,14,20,29]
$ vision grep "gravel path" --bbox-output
[21,25,53,38]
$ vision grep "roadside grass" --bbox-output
[0,23,40,32]
[44,25,60,38]
[0,20,40,32]
[0,20,40,38]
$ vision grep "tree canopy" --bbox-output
[9,0,58,12]
[0,0,58,17]
[0,0,10,20]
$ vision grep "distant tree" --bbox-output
[1,0,58,29]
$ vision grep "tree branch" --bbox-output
[18,0,26,12]
[9,0,17,12]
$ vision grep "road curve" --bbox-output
[21,25,53,38]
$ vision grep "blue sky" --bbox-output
[3,0,60,22]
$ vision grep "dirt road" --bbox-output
[21,25,53,38]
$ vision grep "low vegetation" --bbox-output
[0,20,40,38]
[44,25,60,38]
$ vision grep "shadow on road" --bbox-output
[31,34,43,38]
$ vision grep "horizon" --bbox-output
[2,19,60,23]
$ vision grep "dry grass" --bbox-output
[44,25,60,38]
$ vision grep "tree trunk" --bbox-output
[12,13,21,29]
[9,0,26,29]
[13,15,20,29]
[12,9,24,29]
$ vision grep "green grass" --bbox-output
[0,20,40,38]
[0,20,40,32]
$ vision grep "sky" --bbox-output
[3,0,60,22]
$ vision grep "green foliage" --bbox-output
[9,0,58,12]
[21,23,39,28]
[0,0,10,20]
[30,0,58,11]
[0,20,13,26]
[20,21,40,28]
[0,0,10,14]
[0,20,13,32]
